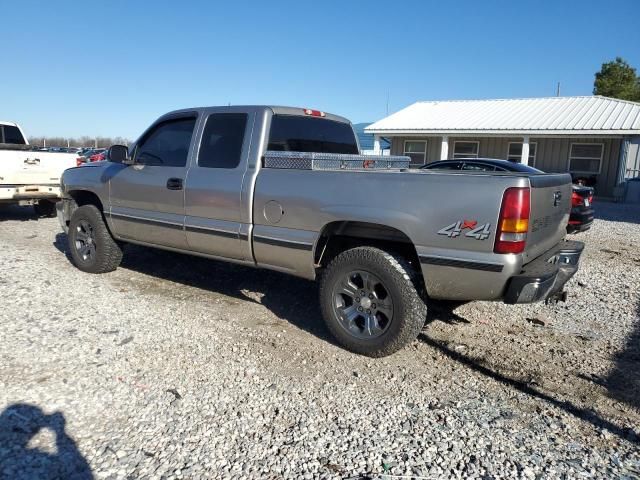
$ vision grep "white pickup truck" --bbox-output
[0,121,77,216]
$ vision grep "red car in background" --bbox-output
[76,148,106,166]
[89,149,106,162]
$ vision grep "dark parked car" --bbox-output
[420,158,594,234]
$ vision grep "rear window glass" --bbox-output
[422,162,461,170]
[267,115,358,154]
[2,125,26,144]
[501,162,543,173]
[463,163,495,171]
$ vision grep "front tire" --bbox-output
[319,247,427,357]
[68,205,122,273]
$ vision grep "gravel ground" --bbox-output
[0,202,639,479]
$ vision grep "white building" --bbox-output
[366,96,640,197]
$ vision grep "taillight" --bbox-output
[571,191,583,207]
[494,187,530,254]
[303,108,326,117]
[76,157,84,167]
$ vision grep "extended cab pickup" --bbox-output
[58,106,584,357]
[0,121,77,216]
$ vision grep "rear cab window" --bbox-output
[267,115,358,154]
[1,125,26,144]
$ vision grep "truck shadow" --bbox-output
[0,204,39,222]
[418,304,639,446]
[603,307,640,413]
[53,233,335,346]
[0,404,93,479]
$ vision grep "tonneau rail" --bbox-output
[263,151,410,171]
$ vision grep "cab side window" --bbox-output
[198,113,247,169]
[135,117,196,167]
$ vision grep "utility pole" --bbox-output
[556,82,561,97]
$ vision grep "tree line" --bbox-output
[27,136,131,148]
[593,57,640,101]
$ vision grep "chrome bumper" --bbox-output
[503,240,584,304]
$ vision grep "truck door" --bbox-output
[108,115,197,249]
[184,112,252,260]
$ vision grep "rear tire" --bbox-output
[319,246,427,357]
[68,205,122,273]
[34,200,57,218]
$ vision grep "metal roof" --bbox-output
[353,123,391,150]
[365,96,640,136]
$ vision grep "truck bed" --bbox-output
[254,156,572,300]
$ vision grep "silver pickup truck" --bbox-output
[58,106,583,357]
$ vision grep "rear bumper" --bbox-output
[0,184,61,203]
[503,240,584,304]
[567,207,594,233]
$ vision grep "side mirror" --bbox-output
[108,144,133,164]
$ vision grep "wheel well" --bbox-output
[68,190,103,211]
[315,221,422,276]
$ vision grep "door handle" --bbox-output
[166,178,183,190]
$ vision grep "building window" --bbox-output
[507,142,537,164]
[568,143,603,174]
[404,140,427,166]
[453,141,479,159]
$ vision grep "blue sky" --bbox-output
[3,0,639,139]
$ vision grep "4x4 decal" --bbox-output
[438,220,491,240]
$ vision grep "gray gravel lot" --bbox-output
[0,202,639,479]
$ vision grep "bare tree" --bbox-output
[28,136,131,148]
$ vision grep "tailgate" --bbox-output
[523,173,572,263]
[0,150,76,185]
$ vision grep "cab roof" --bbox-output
[159,106,351,125]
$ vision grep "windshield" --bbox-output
[267,115,358,154]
